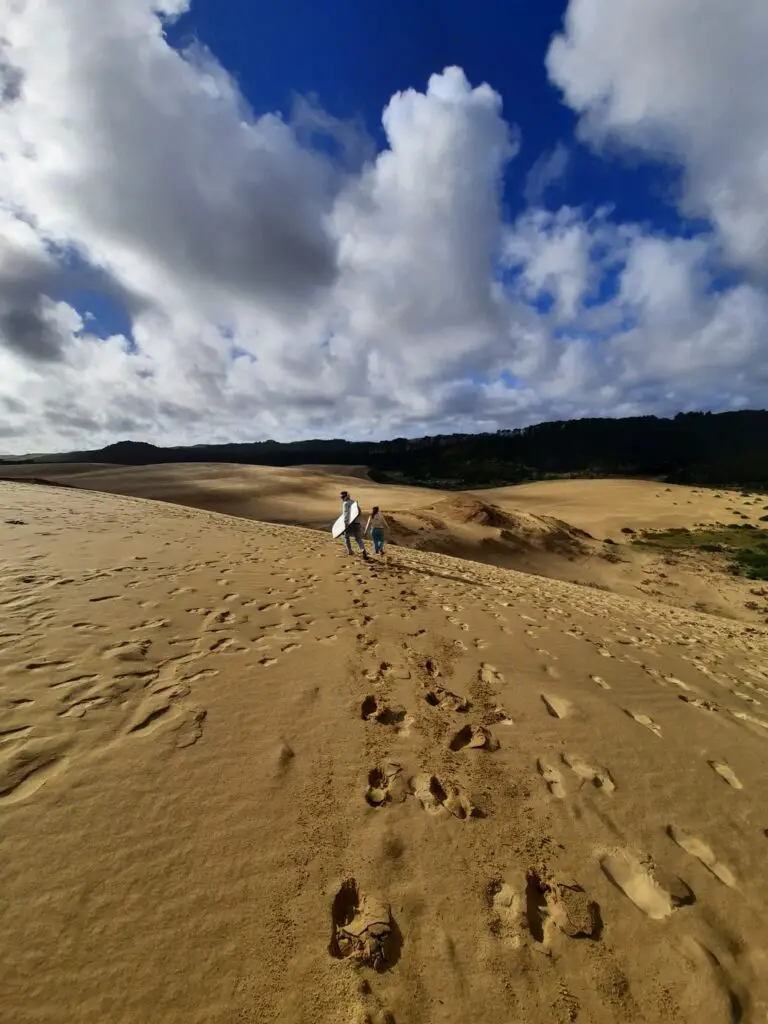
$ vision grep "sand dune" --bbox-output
[3,463,766,624]
[2,480,768,1023]
[480,477,766,538]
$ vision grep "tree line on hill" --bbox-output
[2,410,767,491]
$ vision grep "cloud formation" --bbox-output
[0,0,766,454]
[547,0,768,277]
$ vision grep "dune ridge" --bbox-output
[1,480,768,1023]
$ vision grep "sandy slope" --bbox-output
[2,481,768,1024]
[3,463,766,624]
[0,461,428,526]
[480,478,768,538]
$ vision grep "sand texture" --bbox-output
[3,464,767,625]
[2,480,768,1023]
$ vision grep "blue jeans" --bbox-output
[371,528,385,554]
[344,523,366,554]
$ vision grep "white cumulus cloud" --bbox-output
[547,0,768,276]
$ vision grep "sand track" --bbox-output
[3,463,767,624]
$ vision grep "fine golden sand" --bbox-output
[3,463,767,623]
[2,479,768,1023]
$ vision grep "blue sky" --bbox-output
[167,0,681,233]
[1,0,766,452]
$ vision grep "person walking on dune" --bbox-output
[364,505,388,555]
[339,490,368,558]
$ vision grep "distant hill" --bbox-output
[2,410,767,490]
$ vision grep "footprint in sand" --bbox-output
[329,879,400,972]
[679,695,721,712]
[360,696,407,728]
[562,754,616,794]
[182,668,219,683]
[734,691,760,705]
[625,709,662,736]
[364,662,395,683]
[424,685,471,714]
[600,851,694,919]
[448,616,469,632]
[666,675,695,692]
[487,879,524,947]
[708,760,742,790]
[541,694,572,719]
[730,709,768,732]
[410,773,483,821]
[130,618,170,631]
[479,663,505,687]
[528,873,603,943]
[547,878,603,940]
[591,675,611,690]
[422,658,441,679]
[102,639,152,662]
[365,763,410,807]
[489,873,602,946]
[274,741,295,774]
[203,609,235,630]
[448,723,499,752]
[537,759,566,799]
[667,826,737,888]
[487,704,514,726]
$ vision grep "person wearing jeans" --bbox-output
[340,490,368,557]
[364,506,388,555]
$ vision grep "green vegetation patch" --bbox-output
[633,524,768,580]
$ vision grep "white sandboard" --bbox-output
[332,501,359,539]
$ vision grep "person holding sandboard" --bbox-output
[334,490,368,558]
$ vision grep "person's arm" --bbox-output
[343,500,351,526]
[380,512,389,529]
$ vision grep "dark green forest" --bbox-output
[3,411,768,491]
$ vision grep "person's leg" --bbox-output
[347,524,365,554]
[344,530,353,554]
[373,528,383,553]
